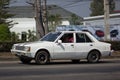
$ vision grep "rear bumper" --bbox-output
[101,50,114,57]
[109,50,114,56]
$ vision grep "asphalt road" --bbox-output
[0,59,120,80]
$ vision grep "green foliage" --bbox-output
[109,0,115,13]
[11,32,20,42]
[90,0,104,16]
[0,42,23,52]
[0,42,13,52]
[90,0,115,16]
[27,30,37,41]
[0,0,13,25]
[11,30,37,42]
[48,14,62,31]
[106,41,120,51]
[0,0,14,42]
[69,14,83,25]
[0,24,11,41]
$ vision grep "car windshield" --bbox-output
[40,32,61,42]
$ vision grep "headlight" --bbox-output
[24,46,31,52]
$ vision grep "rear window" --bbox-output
[76,33,92,43]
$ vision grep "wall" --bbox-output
[56,25,120,41]
[9,18,36,39]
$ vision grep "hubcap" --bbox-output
[92,54,97,60]
[39,54,46,62]
[90,53,99,62]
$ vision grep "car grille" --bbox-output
[15,46,25,50]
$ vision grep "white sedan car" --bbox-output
[11,31,112,64]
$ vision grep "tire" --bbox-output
[87,51,100,63]
[35,51,49,65]
[72,60,80,63]
[19,57,32,64]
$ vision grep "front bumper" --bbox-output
[11,49,32,58]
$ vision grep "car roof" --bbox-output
[55,31,99,42]
[58,31,89,34]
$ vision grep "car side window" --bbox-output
[60,33,74,43]
[85,34,92,42]
[76,33,92,43]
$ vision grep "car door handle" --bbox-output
[71,44,74,46]
[90,44,93,46]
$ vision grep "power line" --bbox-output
[46,0,91,10]
[58,0,92,7]
[62,2,90,8]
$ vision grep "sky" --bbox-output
[10,0,120,17]
[10,0,92,17]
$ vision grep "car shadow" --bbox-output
[22,59,115,65]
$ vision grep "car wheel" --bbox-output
[72,60,80,63]
[19,57,32,64]
[35,51,49,65]
[87,51,100,63]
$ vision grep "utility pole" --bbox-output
[104,0,110,41]
[43,0,48,34]
[34,0,45,39]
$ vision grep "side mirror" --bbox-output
[58,40,62,44]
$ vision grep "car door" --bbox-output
[53,33,76,59]
[74,33,94,59]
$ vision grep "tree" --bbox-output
[69,14,83,25]
[27,30,37,41]
[27,0,48,39]
[11,32,20,42]
[0,24,11,41]
[90,0,115,16]
[109,0,115,13]
[0,0,14,42]
[34,0,45,39]
[0,0,13,25]
[48,14,62,31]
